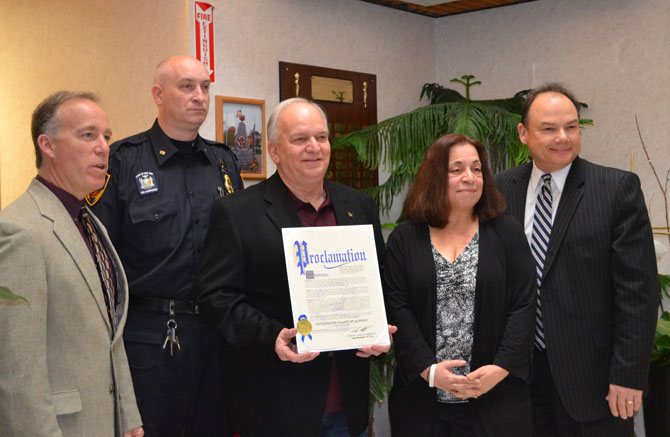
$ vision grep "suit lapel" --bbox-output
[29,181,113,334]
[543,158,585,276]
[327,180,363,226]
[263,175,364,230]
[264,173,302,231]
[507,163,532,222]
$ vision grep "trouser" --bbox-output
[530,349,634,437]
[436,402,475,437]
[123,306,232,437]
[320,410,368,437]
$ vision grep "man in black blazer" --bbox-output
[496,83,658,436]
[197,98,393,436]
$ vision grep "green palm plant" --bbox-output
[367,345,395,435]
[333,75,591,215]
[332,75,528,214]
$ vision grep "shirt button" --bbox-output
[109,384,115,394]
[153,214,160,220]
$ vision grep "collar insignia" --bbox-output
[85,173,111,206]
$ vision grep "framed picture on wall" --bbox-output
[215,96,266,180]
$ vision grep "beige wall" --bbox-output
[1,0,436,223]
[0,0,189,207]
[434,0,670,273]
[199,0,435,131]
[2,0,668,273]
[197,0,436,222]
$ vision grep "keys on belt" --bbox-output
[128,297,195,356]
[162,300,181,356]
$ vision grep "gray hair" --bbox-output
[267,98,329,143]
[31,91,99,168]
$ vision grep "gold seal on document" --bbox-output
[297,317,312,336]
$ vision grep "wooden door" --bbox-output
[279,62,378,189]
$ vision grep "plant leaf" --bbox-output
[655,334,670,349]
[333,79,590,218]
[657,312,670,337]
[333,102,525,213]
[0,286,29,306]
[659,274,670,299]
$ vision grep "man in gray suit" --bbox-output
[0,91,143,436]
[496,83,658,436]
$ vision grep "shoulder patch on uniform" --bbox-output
[85,172,111,206]
[135,171,159,196]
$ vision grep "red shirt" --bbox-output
[288,185,344,414]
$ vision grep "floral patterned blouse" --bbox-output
[432,231,479,403]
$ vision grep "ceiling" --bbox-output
[360,0,537,18]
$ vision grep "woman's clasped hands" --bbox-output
[426,361,509,400]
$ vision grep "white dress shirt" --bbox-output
[523,162,572,246]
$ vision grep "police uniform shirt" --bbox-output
[92,120,243,300]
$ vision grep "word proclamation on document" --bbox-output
[282,225,390,353]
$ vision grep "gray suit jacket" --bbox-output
[0,179,142,436]
[496,157,658,422]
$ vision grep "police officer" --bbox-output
[90,55,243,436]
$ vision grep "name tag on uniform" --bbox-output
[135,171,159,196]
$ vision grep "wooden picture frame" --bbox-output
[215,96,266,180]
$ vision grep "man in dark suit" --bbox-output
[496,83,658,436]
[197,98,394,437]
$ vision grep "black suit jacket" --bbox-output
[197,172,385,437]
[496,157,658,422]
[384,216,536,436]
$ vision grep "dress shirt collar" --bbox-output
[287,181,335,228]
[287,181,331,212]
[529,161,572,195]
[35,175,82,221]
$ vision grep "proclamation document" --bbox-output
[281,224,390,353]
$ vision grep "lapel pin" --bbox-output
[159,150,166,155]
[347,211,354,218]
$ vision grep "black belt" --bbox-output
[130,296,200,315]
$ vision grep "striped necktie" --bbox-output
[531,173,552,350]
[79,206,117,333]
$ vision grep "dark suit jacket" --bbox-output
[197,172,385,437]
[384,216,536,436]
[496,157,658,422]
